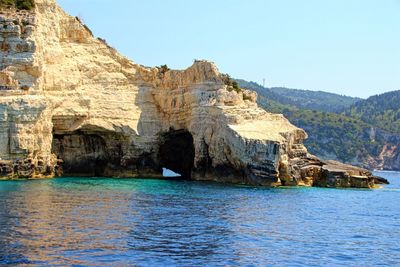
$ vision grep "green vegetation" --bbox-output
[223,75,243,94]
[242,94,253,101]
[238,79,400,168]
[236,79,360,113]
[344,90,400,134]
[284,107,381,163]
[15,0,33,10]
[0,0,35,10]
[224,75,256,101]
[270,86,360,113]
[256,95,378,163]
[158,64,170,74]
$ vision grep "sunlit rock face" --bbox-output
[0,0,385,188]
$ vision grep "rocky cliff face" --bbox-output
[0,0,386,188]
[364,128,400,171]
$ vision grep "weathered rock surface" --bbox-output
[0,0,386,188]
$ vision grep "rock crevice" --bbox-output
[0,0,387,188]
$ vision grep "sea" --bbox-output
[0,171,399,266]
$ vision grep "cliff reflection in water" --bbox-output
[0,174,400,266]
[0,180,133,265]
[0,179,239,266]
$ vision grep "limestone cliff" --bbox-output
[0,0,386,188]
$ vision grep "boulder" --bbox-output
[0,0,386,188]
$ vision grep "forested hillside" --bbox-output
[236,79,360,113]
[345,90,400,134]
[238,79,400,170]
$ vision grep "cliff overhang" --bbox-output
[0,0,388,188]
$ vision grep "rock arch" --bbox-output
[51,131,108,177]
[158,130,195,179]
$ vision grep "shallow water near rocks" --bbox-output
[0,171,399,266]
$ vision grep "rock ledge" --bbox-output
[0,0,387,188]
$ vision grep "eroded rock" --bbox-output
[0,0,386,188]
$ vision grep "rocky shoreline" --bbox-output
[0,0,389,188]
[0,150,389,189]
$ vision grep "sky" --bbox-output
[57,0,400,98]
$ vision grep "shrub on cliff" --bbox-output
[16,0,34,10]
[158,64,170,74]
[0,0,35,10]
[223,74,243,93]
[0,0,15,9]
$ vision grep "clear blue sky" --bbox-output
[58,0,400,98]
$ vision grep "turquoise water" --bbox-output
[0,172,399,266]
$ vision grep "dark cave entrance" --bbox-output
[51,131,109,177]
[158,130,195,179]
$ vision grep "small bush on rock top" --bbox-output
[242,93,253,101]
[223,74,243,94]
[158,64,170,74]
[16,0,34,10]
[0,0,14,8]
[0,0,35,10]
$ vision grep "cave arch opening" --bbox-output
[51,131,109,177]
[158,130,195,179]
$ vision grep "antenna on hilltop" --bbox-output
[263,78,266,88]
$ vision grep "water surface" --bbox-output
[0,172,399,266]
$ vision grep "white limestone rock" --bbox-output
[0,0,383,188]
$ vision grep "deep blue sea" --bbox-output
[0,171,399,266]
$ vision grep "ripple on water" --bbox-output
[0,172,398,266]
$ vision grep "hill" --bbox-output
[345,90,400,134]
[236,79,360,113]
[238,80,400,170]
